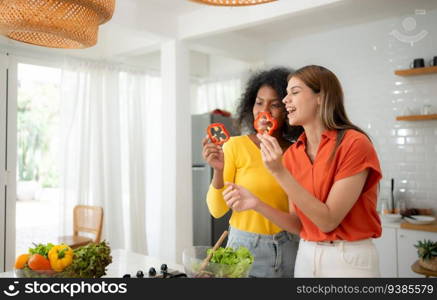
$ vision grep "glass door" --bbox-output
[15,62,61,256]
[0,55,62,271]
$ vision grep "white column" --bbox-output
[2,54,17,271]
[160,40,192,264]
[0,52,7,272]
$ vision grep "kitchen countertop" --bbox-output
[381,215,437,233]
[106,249,184,277]
[400,219,437,233]
[382,222,401,229]
[380,213,401,229]
[0,249,184,278]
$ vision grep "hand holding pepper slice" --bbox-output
[253,112,278,135]
[207,123,230,145]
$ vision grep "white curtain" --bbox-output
[59,60,161,254]
[192,77,241,115]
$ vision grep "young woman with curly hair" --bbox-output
[223,65,382,277]
[202,67,303,277]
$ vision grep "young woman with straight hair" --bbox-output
[223,65,382,277]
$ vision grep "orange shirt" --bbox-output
[283,129,382,241]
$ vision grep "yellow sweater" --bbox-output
[206,135,289,235]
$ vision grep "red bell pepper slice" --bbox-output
[253,112,278,135]
[207,123,230,145]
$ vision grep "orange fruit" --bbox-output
[14,254,30,269]
[28,254,52,271]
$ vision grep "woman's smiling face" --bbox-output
[283,77,320,126]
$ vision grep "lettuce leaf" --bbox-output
[206,246,254,278]
[28,243,54,258]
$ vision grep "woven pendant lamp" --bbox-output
[190,0,277,6]
[0,0,115,49]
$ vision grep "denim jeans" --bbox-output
[226,226,299,278]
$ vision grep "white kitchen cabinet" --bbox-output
[397,229,437,278]
[375,225,437,277]
[373,227,398,277]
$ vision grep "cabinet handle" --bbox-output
[399,234,404,238]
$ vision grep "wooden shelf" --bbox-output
[396,114,437,121]
[394,66,437,76]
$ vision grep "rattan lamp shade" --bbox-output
[190,0,277,6]
[0,0,115,49]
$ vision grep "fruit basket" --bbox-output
[182,246,253,278]
[14,241,112,278]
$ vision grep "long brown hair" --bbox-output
[289,65,370,155]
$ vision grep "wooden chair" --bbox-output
[58,205,104,249]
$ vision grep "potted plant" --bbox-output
[414,239,437,271]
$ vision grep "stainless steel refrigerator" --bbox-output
[192,113,240,246]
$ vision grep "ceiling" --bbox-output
[1,0,437,66]
[188,0,437,63]
[228,0,437,42]
[140,0,202,14]
[0,0,202,59]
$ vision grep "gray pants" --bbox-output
[226,226,299,278]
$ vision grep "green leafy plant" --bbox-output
[65,241,112,278]
[414,240,437,261]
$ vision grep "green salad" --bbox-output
[199,246,254,278]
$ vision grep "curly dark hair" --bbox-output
[235,67,303,142]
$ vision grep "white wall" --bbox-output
[125,51,209,76]
[190,53,252,115]
[266,9,437,212]
[209,55,251,78]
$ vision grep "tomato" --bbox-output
[28,254,52,271]
[14,254,30,269]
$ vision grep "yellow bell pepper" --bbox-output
[48,244,73,272]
